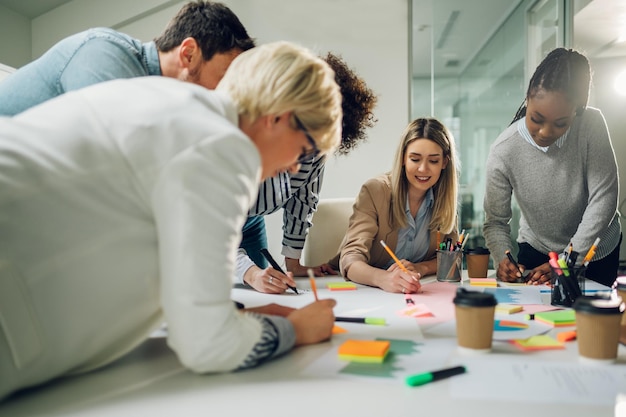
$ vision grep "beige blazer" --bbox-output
[331,173,457,277]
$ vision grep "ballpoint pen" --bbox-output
[259,248,298,294]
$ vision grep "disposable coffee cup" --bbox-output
[614,276,626,325]
[437,250,462,282]
[573,296,622,363]
[464,247,490,278]
[453,288,497,353]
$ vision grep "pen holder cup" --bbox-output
[550,265,586,308]
[437,250,462,282]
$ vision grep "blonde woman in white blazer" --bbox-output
[0,41,342,401]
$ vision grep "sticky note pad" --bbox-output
[534,310,576,327]
[496,304,523,314]
[469,278,497,287]
[332,325,348,334]
[512,335,565,351]
[557,330,577,342]
[327,282,357,291]
[338,339,390,363]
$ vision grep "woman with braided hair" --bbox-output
[483,47,621,287]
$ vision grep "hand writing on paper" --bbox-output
[244,265,297,294]
[379,265,421,294]
[497,257,527,282]
[285,257,337,277]
[288,299,337,345]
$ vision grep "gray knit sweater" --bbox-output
[483,107,620,265]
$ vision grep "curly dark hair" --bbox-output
[323,52,378,155]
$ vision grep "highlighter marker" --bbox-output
[405,294,415,305]
[406,365,466,387]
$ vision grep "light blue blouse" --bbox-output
[389,188,434,268]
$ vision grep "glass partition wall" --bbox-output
[411,0,567,264]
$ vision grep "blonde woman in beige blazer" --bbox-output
[333,118,459,293]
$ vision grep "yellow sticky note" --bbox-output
[512,335,564,351]
[470,278,498,287]
[496,304,523,314]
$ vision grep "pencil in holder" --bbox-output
[550,265,586,307]
[437,250,462,282]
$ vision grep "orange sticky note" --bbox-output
[338,339,390,363]
[332,325,348,334]
[557,330,577,342]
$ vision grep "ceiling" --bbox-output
[0,0,72,18]
[0,0,625,76]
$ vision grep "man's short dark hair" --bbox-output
[154,1,255,60]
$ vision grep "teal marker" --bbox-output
[405,365,466,387]
[334,316,386,325]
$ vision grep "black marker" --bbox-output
[259,248,298,294]
[505,250,527,283]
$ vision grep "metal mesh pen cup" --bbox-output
[550,265,586,307]
[437,250,462,282]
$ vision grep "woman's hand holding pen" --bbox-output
[497,258,551,285]
[497,257,526,282]
[288,299,336,346]
[244,265,297,294]
[382,262,421,294]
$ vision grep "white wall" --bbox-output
[0,4,31,68]
[30,0,410,261]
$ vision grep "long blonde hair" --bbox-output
[389,117,459,233]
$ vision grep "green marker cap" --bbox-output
[405,373,434,387]
[364,317,386,325]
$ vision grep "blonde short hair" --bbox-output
[217,41,342,155]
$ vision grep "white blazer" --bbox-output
[0,77,264,397]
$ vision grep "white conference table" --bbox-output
[1,273,624,417]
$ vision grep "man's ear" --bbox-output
[178,37,199,68]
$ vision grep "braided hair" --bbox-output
[510,48,591,125]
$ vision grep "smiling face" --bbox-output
[525,89,577,147]
[403,138,448,197]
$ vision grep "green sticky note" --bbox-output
[327,282,357,291]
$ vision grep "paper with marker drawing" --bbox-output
[450,356,626,406]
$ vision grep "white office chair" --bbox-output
[302,197,354,266]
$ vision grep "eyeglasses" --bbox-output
[293,115,320,164]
